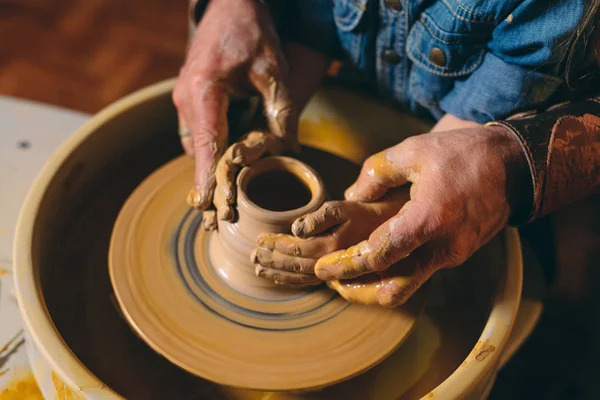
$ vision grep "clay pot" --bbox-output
[12,79,540,399]
[215,156,325,293]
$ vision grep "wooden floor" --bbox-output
[0,0,187,113]
[0,1,597,399]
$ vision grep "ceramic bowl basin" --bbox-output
[14,79,524,400]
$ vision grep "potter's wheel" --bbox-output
[109,151,424,391]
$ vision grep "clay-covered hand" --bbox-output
[251,190,409,287]
[173,0,297,220]
[314,125,529,307]
[193,130,284,229]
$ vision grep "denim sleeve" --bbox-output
[439,0,587,123]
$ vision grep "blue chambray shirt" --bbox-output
[286,0,587,123]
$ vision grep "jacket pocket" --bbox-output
[332,0,370,69]
[333,0,367,31]
[406,12,486,109]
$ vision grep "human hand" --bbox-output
[173,0,297,219]
[251,190,410,287]
[314,125,529,307]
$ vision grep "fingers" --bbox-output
[201,210,217,231]
[328,249,435,307]
[257,233,332,259]
[249,55,299,152]
[251,248,316,274]
[345,146,419,203]
[180,82,229,210]
[291,201,348,238]
[178,111,194,157]
[314,201,429,280]
[254,265,321,287]
[213,131,280,221]
[213,144,242,221]
[375,249,435,307]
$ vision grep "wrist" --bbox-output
[486,125,534,225]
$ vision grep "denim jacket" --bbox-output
[285,0,587,123]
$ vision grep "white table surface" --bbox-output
[0,96,89,389]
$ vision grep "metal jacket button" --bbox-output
[429,47,447,67]
[382,50,401,64]
[385,0,402,11]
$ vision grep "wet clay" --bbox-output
[319,242,424,307]
[246,169,312,211]
[39,139,503,399]
[109,153,422,391]
[214,156,326,294]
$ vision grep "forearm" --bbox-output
[488,97,600,225]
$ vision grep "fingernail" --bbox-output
[344,184,357,200]
[256,234,274,249]
[187,185,213,210]
[291,218,306,238]
[250,249,259,264]
[186,187,202,208]
[255,265,266,277]
[202,212,217,231]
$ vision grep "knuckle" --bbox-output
[401,135,418,149]
[361,154,378,174]
[289,243,302,257]
[445,240,473,266]
[325,201,344,220]
[172,84,186,108]
[292,260,304,273]
[369,251,390,272]
[189,72,214,90]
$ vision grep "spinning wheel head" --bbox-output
[109,153,423,391]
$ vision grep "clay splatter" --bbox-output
[475,344,496,361]
[52,371,85,400]
[0,371,43,400]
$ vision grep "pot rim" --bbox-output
[237,155,326,222]
[13,78,522,400]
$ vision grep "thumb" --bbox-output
[185,83,229,210]
[249,57,300,153]
[315,199,429,281]
[345,145,418,202]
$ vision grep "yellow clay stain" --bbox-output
[364,151,396,180]
[0,269,8,277]
[52,371,84,400]
[474,340,497,362]
[0,371,43,400]
[316,241,372,279]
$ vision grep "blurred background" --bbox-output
[0,0,187,113]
